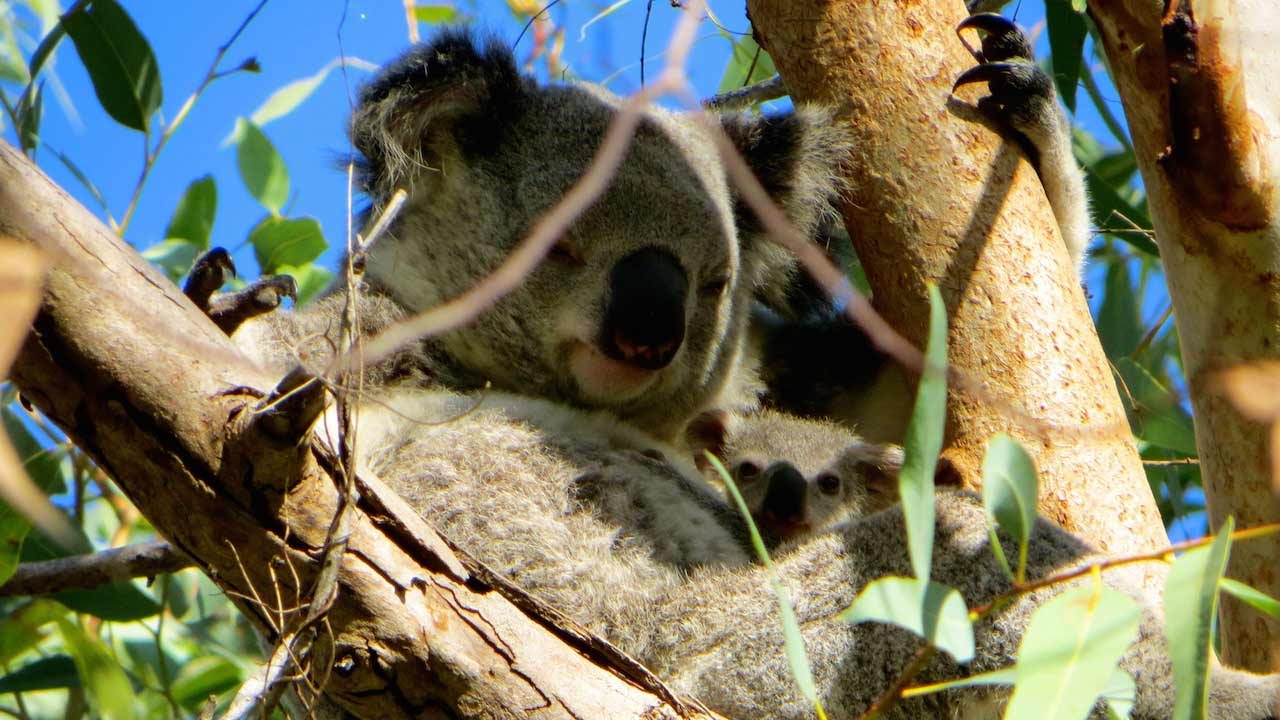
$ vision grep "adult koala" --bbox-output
[203,27,1280,720]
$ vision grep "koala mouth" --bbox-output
[755,511,810,542]
[567,339,660,404]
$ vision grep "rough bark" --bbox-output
[1089,0,1280,672]
[0,139,722,718]
[744,1,1169,562]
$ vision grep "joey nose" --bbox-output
[601,247,688,370]
[760,463,807,525]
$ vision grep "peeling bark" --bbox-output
[1090,0,1280,672]
[0,140,721,718]
[745,1,1169,562]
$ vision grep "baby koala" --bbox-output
[686,408,908,550]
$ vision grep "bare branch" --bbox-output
[0,540,192,597]
[703,74,787,111]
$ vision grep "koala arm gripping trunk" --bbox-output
[745,1,1170,567]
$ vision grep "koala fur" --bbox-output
[221,28,1280,720]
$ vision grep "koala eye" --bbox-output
[698,276,729,298]
[816,473,841,496]
[548,238,585,266]
[735,460,761,484]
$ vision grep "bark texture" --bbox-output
[1090,0,1280,672]
[0,139,721,718]
[745,1,1169,561]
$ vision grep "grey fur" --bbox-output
[223,28,1279,720]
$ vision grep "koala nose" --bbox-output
[759,463,808,526]
[601,247,688,370]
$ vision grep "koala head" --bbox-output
[687,409,906,544]
[350,30,846,438]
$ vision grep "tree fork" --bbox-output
[0,139,721,719]
[1089,0,1280,672]
[745,1,1169,561]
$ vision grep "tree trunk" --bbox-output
[745,1,1170,564]
[1089,0,1280,673]
[0,140,721,719]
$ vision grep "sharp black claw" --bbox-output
[184,247,237,309]
[956,12,1033,64]
[952,62,1018,94]
[957,12,1018,37]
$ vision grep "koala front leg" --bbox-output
[184,247,298,334]
[954,13,1091,270]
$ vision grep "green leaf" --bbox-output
[1097,257,1141,360]
[710,454,823,711]
[981,434,1039,582]
[223,57,376,145]
[413,4,459,24]
[1102,667,1137,719]
[164,175,217,249]
[51,580,162,622]
[274,263,333,305]
[62,0,162,132]
[48,145,111,217]
[900,283,948,581]
[141,238,202,283]
[1046,0,1087,113]
[236,119,290,214]
[0,654,79,693]
[1080,164,1158,256]
[1219,578,1280,620]
[58,619,134,720]
[171,656,243,710]
[1165,518,1234,720]
[0,407,68,585]
[15,80,43,156]
[0,599,67,665]
[717,32,778,95]
[841,576,975,662]
[1004,584,1142,720]
[251,217,326,275]
[1114,358,1197,455]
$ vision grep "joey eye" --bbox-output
[735,460,761,484]
[816,473,841,496]
[548,238,585,266]
[698,276,729,297]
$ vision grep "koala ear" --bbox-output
[351,29,527,199]
[718,107,849,245]
[686,409,731,473]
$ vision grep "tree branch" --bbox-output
[0,138,720,718]
[0,540,192,597]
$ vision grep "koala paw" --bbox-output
[953,13,1059,148]
[183,248,298,335]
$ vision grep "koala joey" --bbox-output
[185,22,1279,720]
[686,408,906,549]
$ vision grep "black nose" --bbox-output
[601,247,688,370]
[759,463,807,526]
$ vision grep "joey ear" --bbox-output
[351,29,527,199]
[686,409,731,472]
[718,107,850,246]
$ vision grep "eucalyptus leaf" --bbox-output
[0,654,79,693]
[250,216,326,274]
[164,175,217,249]
[981,434,1039,582]
[842,575,975,662]
[899,284,948,581]
[274,263,333,305]
[1165,519,1233,720]
[63,0,162,132]
[236,119,289,214]
[1097,257,1140,360]
[1004,584,1142,720]
[0,407,68,585]
[1219,577,1280,620]
[414,4,459,24]
[1046,0,1087,112]
[171,656,243,710]
[59,619,135,720]
[717,33,777,95]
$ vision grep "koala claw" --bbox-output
[953,16,1057,143]
[183,247,236,311]
[183,248,298,335]
[956,13,1034,64]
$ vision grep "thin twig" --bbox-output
[703,74,787,111]
[0,540,192,597]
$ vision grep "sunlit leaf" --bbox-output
[63,0,162,132]
[275,263,334,305]
[236,119,289,214]
[1165,519,1233,720]
[0,654,79,693]
[1102,667,1137,719]
[172,656,243,710]
[0,407,68,585]
[981,434,1039,582]
[164,175,217,249]
[59,619,134,720]
[250,216,326,274]
[0,599,66,665]
[899,283,948,581]
[842,576,975,662]
[141,239,202,282]
[1115,359,1197,455]
[1046,0,1087,112]
[717,32,778,95]
[1219,578,1280,620]
[15,81,42,155]
[414,4,459,24]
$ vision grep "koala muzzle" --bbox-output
[601,247,688,370]
[758,463,808,529]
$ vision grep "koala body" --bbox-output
[220,28,1279,720]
